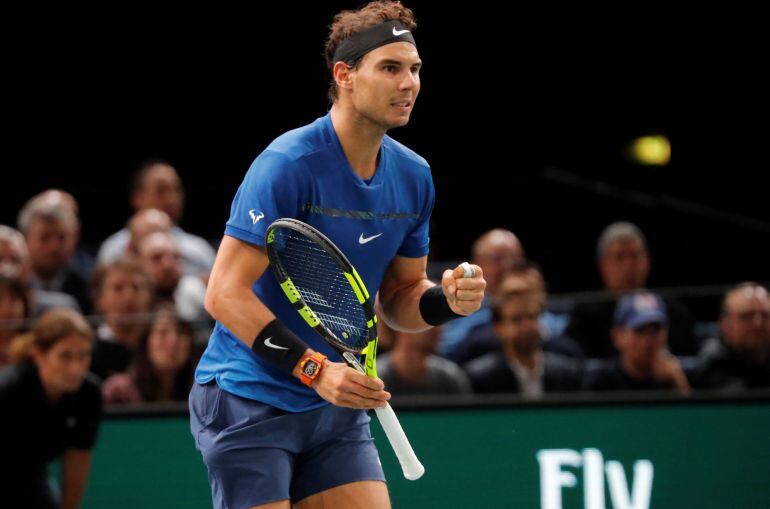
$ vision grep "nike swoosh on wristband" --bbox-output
[264,337,288,350]
[392,27,410,36]
[359,233,383,244]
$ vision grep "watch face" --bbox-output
[303,360,319,377]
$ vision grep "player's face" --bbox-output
[34,334,92,395]
[350,42,421,129]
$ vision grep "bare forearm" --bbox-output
[206,286,276,346]
[61,450,91,509]
[378,278,435,332]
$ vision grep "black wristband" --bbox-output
[419,285,463,326]
[252,319,309,374]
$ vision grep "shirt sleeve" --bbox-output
[397,169,435,258]
[224,150,308,247]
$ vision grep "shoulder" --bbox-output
[382,135,431,178]
[263,116,332,164]
[426,355,464,377]
[0,363,37,406]
[583,358,620,389]
[464,351,507,376]
[73,375,103,415]
[544,352,582,373]
[0,363,25,393]
[175,229,215,253]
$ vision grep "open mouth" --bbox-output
[391,100,412,108]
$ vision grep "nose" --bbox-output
[398,70,419,91]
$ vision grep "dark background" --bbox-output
[2,3,765,298]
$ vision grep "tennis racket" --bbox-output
[265,217,425,481]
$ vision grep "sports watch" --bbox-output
[299,352,328,387]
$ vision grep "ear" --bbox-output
[30,345,45,365]
[611,327,625,349]
[131,191,145,212]
[333,61,355,94]
[719,314,730,337]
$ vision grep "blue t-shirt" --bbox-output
[195,113,434,412]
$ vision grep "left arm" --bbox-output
[376,255,486,332]
[61,449,92,509]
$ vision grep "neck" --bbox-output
[107,319,144,349]
[155,371,177,400]
[390,344,428,382]
[330,103,385,180]
[620,355,652,380]
[503,343,538,371]
[39,376,65,404]
[35,269,61,286]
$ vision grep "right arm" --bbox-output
[204,235,276,341]
[204,235,389,409]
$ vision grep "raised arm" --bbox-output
[377,255,486,332]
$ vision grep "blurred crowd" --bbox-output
[1,159,769,410]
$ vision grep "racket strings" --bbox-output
[273,228,369,351]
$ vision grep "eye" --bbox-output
[383,65,398,73]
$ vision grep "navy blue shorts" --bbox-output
[189,381,386,508]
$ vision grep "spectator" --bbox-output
[32,189,96,282]
[0,276,30,366]
[584,292,691,394]
[444,264,583,364]
[136,231,208,324]
[464,279,582,397]
[89,258,153,379]
[0,224,80,316]
[0,308,101,509]
[565,221,698,358]
[377,322,472,396]
[97,159,216,278]
[127,208,173,257]
[17,193,92,313]
[693,282,770,391]
[439,228,524,357]
[102,304,197,404]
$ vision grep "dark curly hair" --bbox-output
[325,1,417,102]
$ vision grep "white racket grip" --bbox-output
[374,403,425,480]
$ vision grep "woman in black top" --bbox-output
[0,308,102,509]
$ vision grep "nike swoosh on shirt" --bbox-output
[392,27,410,36]
[359,233,383,244]
[264,337,288,350]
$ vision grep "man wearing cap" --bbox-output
[584,292,691,394]
[189,2,487,509]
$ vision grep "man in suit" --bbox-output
[464,271,582,397]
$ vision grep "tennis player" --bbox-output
[190,2,486,508]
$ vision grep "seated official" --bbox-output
[0,308,102,509]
